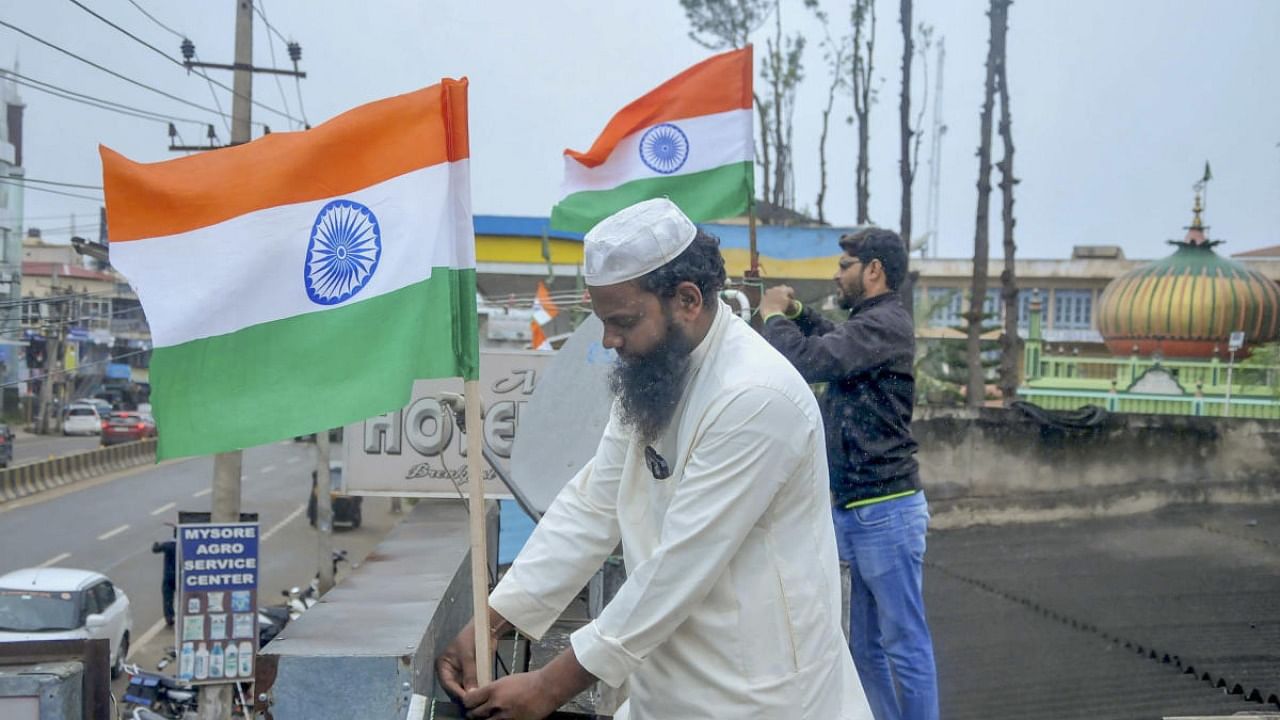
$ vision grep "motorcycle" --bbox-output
[281,550,348,619]
[121,662,198,719]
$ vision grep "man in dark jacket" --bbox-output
[760,227,938,720]
[151,530,177,627]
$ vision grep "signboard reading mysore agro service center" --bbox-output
[342,351,552,497]
[176,522,259,685]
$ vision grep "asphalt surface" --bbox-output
[0,438,404,705]
[9,432,103,466]
[926,502,1280,719]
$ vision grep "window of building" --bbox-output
[926,288,965,328]
[1053,289,1094,329]
[983,288,1003,321]
[1017,290,1042,327]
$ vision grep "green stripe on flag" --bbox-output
[551,161,752,233]
[150,268,479,459]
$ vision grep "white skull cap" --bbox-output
[583,198,697,286]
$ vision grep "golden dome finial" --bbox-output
[1191,191,1204,230]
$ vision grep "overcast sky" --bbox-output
[4,0,1278,261]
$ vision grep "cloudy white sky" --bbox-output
[4,0,1278,260]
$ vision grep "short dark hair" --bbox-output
[637,230,726,302]
[839,227,908,291]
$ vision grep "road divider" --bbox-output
[0,439,157,504]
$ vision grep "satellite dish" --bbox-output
[509,314,617,514]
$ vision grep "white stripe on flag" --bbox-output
[112,161,475,349]
[560,108,752,197]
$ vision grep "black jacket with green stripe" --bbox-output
[763,292,921,507]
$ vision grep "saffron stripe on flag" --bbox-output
[552,161,752,234]
[102,81,470,242]
[566,47,752,168]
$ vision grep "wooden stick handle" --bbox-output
[464,379,493,686]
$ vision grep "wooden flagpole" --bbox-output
[464,379,493,686]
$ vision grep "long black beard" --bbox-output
[609,316,694,445]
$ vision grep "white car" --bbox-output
[62,404,102,436]
[0,568,133,678]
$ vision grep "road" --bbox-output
[0,438,405,704]
[9,432,103,466]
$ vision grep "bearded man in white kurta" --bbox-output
[438,198,871,720]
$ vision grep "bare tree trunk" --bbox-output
[816,70,840,224]
[898,0,915,314]
[994,0,1018,405]
[770,8,786,210]
[755,92,772,211]
[852,0,876,224]
[966,0,1003,408]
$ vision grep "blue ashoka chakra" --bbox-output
[304,199,382,306]
[638,123,690,175]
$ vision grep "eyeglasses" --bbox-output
[644,445,671,480]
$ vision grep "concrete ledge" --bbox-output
[0,439,156,504]
[916,407,1280,526]
[256,499,497,720]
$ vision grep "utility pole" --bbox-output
[200,3,253,718]
[314,431,335,593]
[37,275,66,435]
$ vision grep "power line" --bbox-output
[7,176,104,191]
[64,0,302,125]
[0,19,235,121]
[119,0,230,135]
[124,0,184,40]
[7,349,149,390]
[254,0,294,127]
[252,2,290,45]
[0,179,102,203]
[0,68,211,127]
[0,305,149,342]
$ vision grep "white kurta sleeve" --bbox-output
[488,413,628,640]
[570,386,809,687]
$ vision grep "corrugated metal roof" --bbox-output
[926,503,1280,719]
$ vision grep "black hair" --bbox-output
[637,230,727,303]
[839,227,908,291]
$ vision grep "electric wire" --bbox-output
[64,0,301,125]
[0,19,235,121]
[254,0,295,126]
[120,0,230,134]
[124,0,184,40]
[6,176,104,191]
[0,179,102,203]
[0,69,211,127]
[3,349,148,390]
[0,305,148,342]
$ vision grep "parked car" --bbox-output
[0,568,133,679]
[0,423,13,468]
[307,461,363,529]
[62,404,102,436]
[101,412,156,446]
[81,398,114,418]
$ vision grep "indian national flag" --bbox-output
[550,46,753,233]
[101,80,479,459]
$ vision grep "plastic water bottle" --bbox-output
[193,643,209,680]
[238,641,253,677]
[223,642,238,678]
[178,642,195,680]
[209,643,224,678]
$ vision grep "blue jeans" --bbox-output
[833,492,939,720]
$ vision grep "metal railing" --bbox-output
[1017,388,1280,420]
